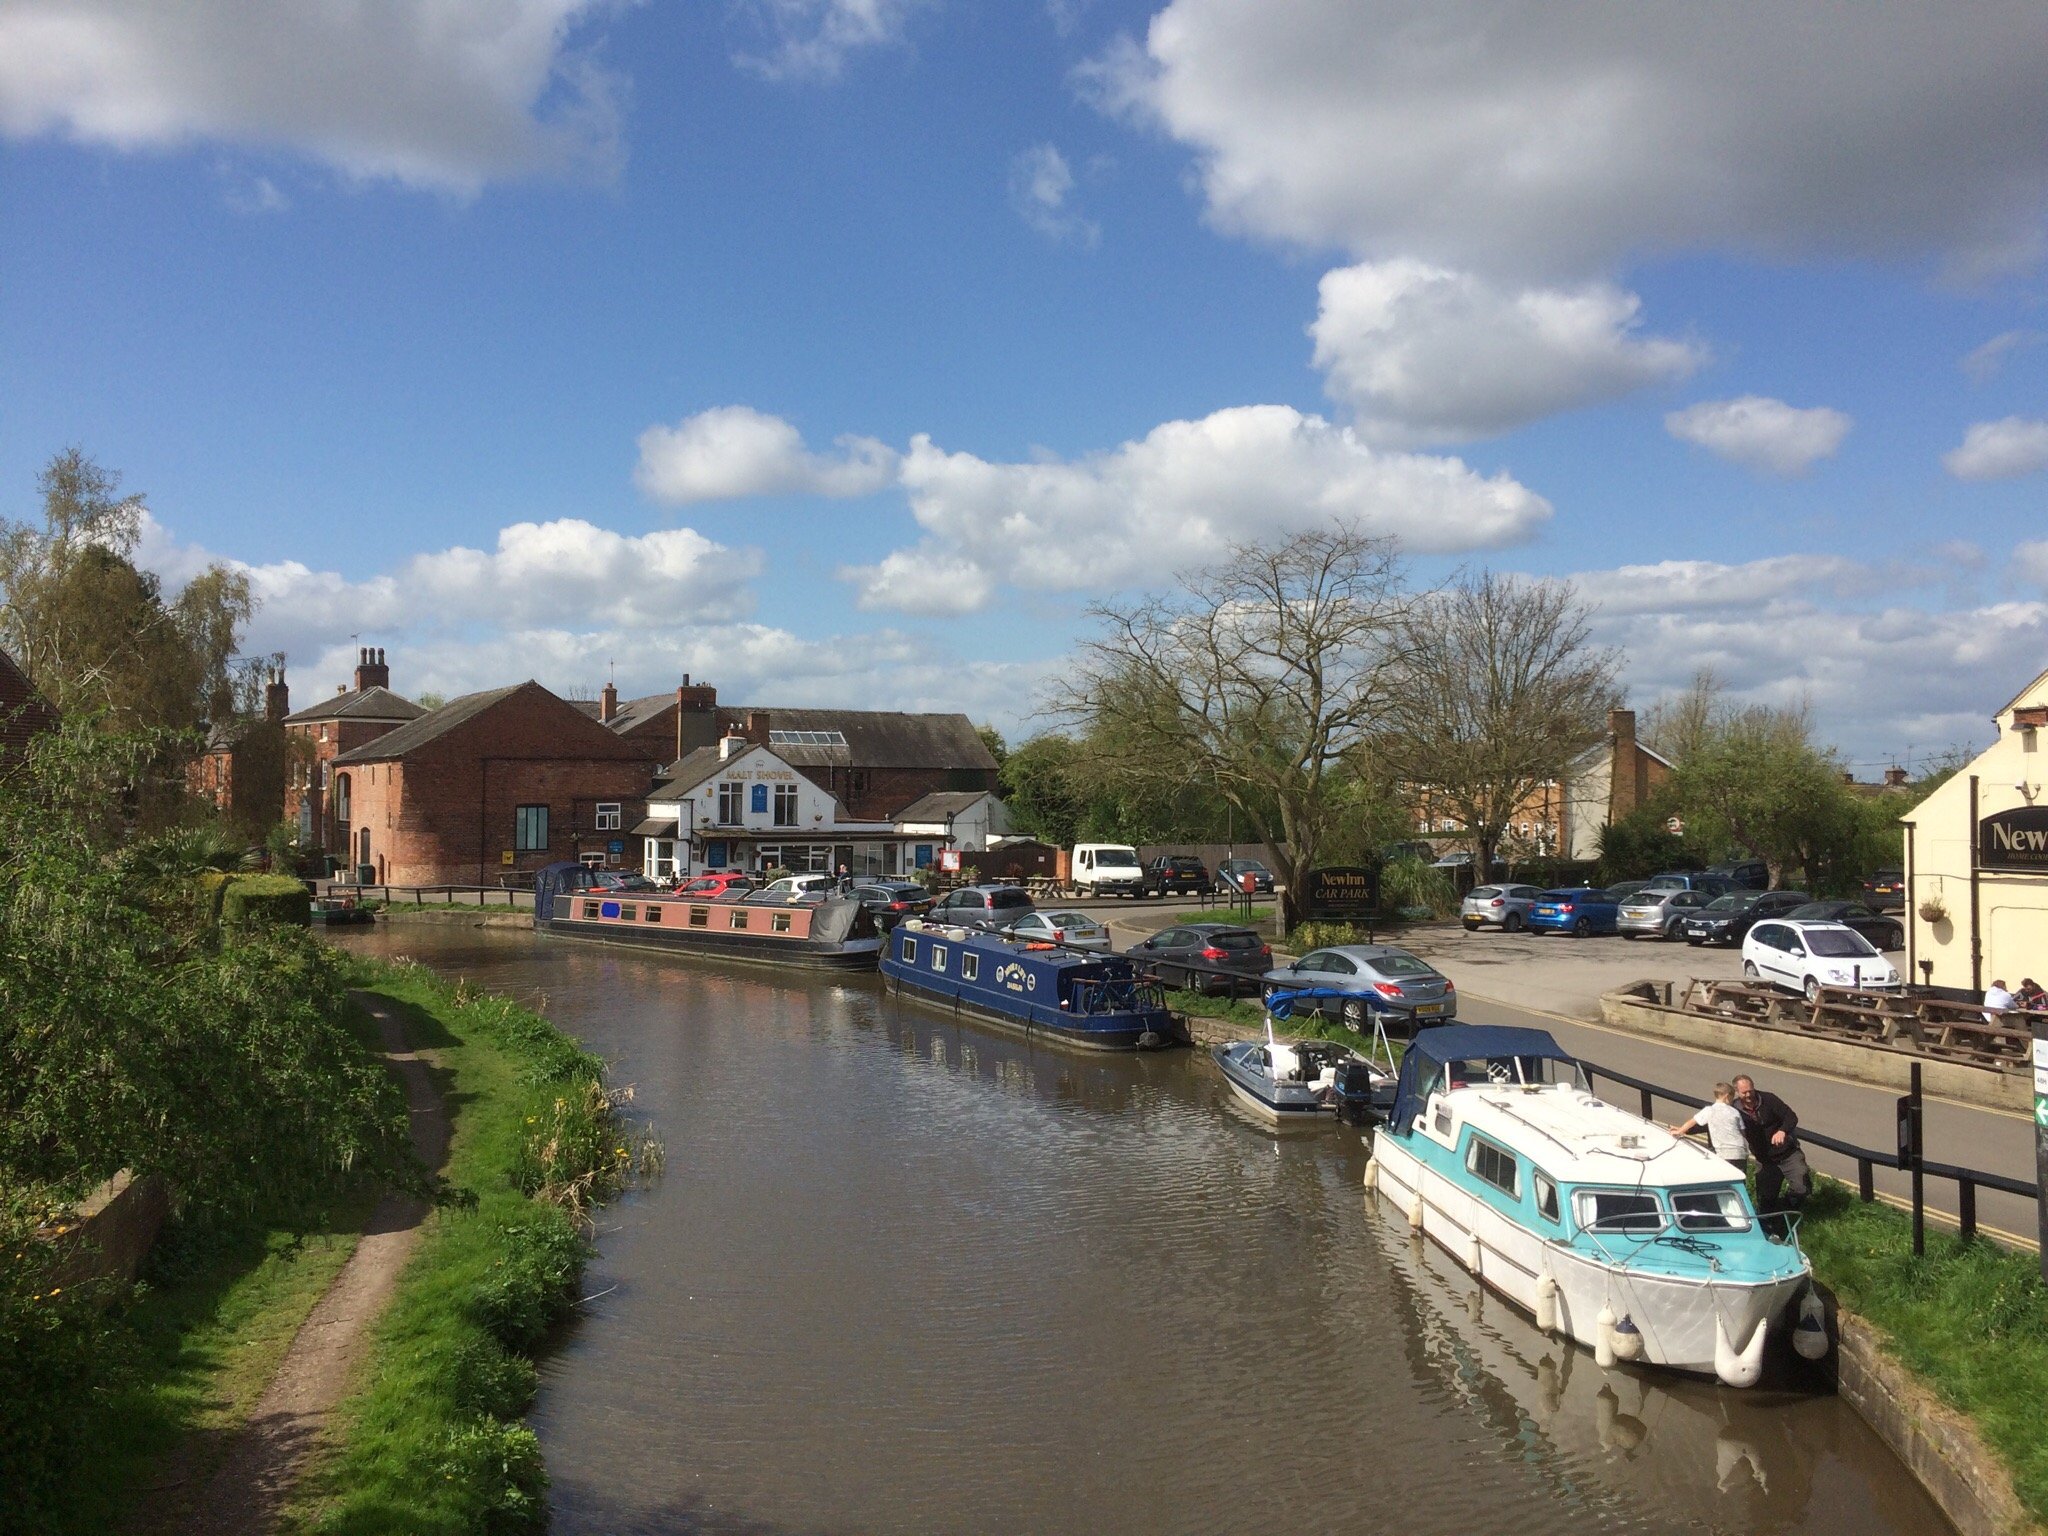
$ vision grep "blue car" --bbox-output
[1527,887,1620,937]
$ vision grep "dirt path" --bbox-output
[179,992,447,1535]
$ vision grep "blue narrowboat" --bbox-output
[880,921,1188,1051]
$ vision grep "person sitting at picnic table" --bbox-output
[1733,1074,1810,1236]
[2016,978,2047,1014]
[1984,978,2015,1023]
[1671,1082,1749,1172]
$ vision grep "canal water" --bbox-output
[345,927,1952,1536]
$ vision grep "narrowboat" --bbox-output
[532,861,881,969]
[1365,1025,1824,1387]
[879,921,1188,1050]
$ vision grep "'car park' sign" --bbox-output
[1304,866,1379,921]
[1978,806,2048,872]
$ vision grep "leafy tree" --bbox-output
[1379,572,1618,874]
[1667,697,1857,887]
[974,722,1008,770]
[1050,526,1411,922]
[1596,801,1707,882]
[999,732,1088,845]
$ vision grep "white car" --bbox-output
[759,873,835,901]
[1742,919,1899,1002]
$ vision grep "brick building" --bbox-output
[332,680,663,885]
[0,646,58,770]
[1558,708,1676,860]
[282,648,427,855]
[188,668,292,838]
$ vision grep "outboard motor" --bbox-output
[1335,1062,1383,1127]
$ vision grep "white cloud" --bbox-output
[730,0,925,81]
[634,406,898,503]
[1945,417,2048,481]
[1961,330,2043,384]
[0,0,623,193]
[1663,396,1852,476]
[840,545,996,616]
[1085,0,2048,279]
[1009,143,1099,247]
[847,403,1549,613]
[2017,541,2048,588]
[1310,259,1701,443]
[1571,555,1880,619]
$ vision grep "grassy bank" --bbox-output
[289,960,653,1535]
[1799,1178,2048,1522]
[1170,988,1385,1047]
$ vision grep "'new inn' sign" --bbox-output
[1979,805,2048,873]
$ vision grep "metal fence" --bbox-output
[330,883,535,910]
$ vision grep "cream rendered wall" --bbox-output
[1564,752,1613,863]
[1904,666,2048,992]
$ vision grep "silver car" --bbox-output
[1003,909,1111,952]
[1261,944,1456,1031]
[1617,886,1714,940]
[1460,883,1543,932]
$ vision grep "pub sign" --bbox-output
[1304,865,1379,921]
[1979,806,2048,873]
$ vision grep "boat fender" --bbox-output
[1361,1156,1379,1192]
[1610,1313,1643,1362]
[1534,1275,1558,1334]
[1714,1316,1769,1389]
[1406,1192,1424,1230]
[1464,1232,1482,1274]
[1594,1305,1617,1369]
[1792,1289,1830,1361]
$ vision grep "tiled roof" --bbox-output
[649,744,751,799]
[894,790,995,821]
[331,683,528,763]
[283,685,427,725]
[718,708,997,772]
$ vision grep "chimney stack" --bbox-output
[599,680,618,723]
[1885,766,1909,788]
[744,710,771,747]
[354,646,389,692]
[1606,708,1642,823]
[264,666,290,723]
[1841,770,1857,786]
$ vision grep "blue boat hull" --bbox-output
[881,967,1182,1051]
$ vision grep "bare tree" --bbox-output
[1049,525,1414,922]
[1379,572,1618,875]
[1641,668,1723,764]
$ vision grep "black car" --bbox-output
[1681,889,1810,946]
[1703,860,1770,891]
[926,884,1035,930]
[1145,855,1211,897]
[852,881,934,922]
[1127,923,1273,995]
[1861,869,1905,913]
[1788,899,1905,951]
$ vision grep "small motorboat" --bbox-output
[309,893,375,926]
[1211,1025,1392,1126]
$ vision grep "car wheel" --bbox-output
[1803,975,1822,1004]
[1572,916,1591,937]
[1885,926,1904,951]
[1503,912,1524,933]
[1342,997,1368,1033]
[1685,935,1704,947]
[1743,961,1760,980]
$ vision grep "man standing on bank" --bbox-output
[1734,1074,1809,1235]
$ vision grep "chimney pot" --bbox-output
[599,681,619,723]
[1841,770,1856,785]
[1885,766,1908,788]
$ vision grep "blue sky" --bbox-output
[4,1,2047,768]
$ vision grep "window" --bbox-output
[769,729,848,748]
[514,804,549,851]
[1534,1173,1561,1223]
[579,852,604,868]
[901,936,917,963]
[594,802,621,831]
[1466,1137,1520,1197]
[644,905,662,923]
[619,904,637,921]
[807,846,831,872]
[729,908,748,929]
[750,783,769,816]
[771,912,792,933]
[773,782,798,827]
[581,900,600,919]
[931,945,948,970]
[962,954,980,981]
[1671,1188,1750,1232]
[1573,1189,1664,1235]
[689,906,709,928]
[716,781,743,825]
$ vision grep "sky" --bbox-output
[4,0,2048,771]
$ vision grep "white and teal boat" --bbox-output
[1365,1025,1825,1387]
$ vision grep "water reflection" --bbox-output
[336,928,1949,1536]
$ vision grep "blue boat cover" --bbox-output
[1387,1024,1574,1132]
[1263,986,1359,1019]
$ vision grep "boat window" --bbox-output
[729,908,748,929]
[962,954,979,981]
[1671,1187,1751,1232]
[581,900,599,919]
[900,936,917,963]
[771,912,792,934]
[1534,1173,1561,1223]
[620,904,636,921]
[931,945,947,970]
[1431,1099,1452,1137]
[644,905,662,923]
[1466,1137,1520,1197]
[689,906,709,928]
[1573,1189,1665,1235]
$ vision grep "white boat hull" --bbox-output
[1372,1133,1806,1384]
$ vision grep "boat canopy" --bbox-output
[1388,1024,1576,1131]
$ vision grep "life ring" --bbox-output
[1024,941,1056,951]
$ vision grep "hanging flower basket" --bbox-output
[1917,896,1948,924]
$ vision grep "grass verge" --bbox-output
[1800,1176,2048,1523]
[1170,904,1275,925]
[288,959,653,1535]
[1169,988,1390,1047]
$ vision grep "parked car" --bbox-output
[1787,899,1905,952]
[1640,871,1735,896]
[1742,919,1900,1002]
[1214,857,1275,895]
[1617,887,1715,939]
[928,884,1036,930]
[1127,923,1273,994]
[852,881,933,919]
[588,871,661,892]
[1262,944,1456,1031]
[674,871,754,899]
[1527,887,1621,937]
[1004,908,1112,952]
[1703,860,1770,890]
[759,873,835,901]
[1460,883,1543,932]
[1145,854,1212,897]
[1679,889,1810,946]
[1604,879,1652,904]
[1861,869,1906,913]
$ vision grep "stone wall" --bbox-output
[41,1170,171,1290]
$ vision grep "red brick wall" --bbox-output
[800,763,999,820]
[287,716,412,852]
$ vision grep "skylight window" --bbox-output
[769,729,848,747]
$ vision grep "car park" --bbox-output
[1617,887,1714,939]
[1787,899,1905,952]
[1605,879,1652,903]
[1703,860,1770,890]
[1679,889,1809,946]
[1861,869,1905,913]
[1145,854,1212,897]
[1127,923,1273,994]
[927,884,1036,930]
[1527,887,1621,937]
[1640,872,1735,896]
[1004,908,1112,952]
[1262,944,1456,1031]
[1460,883,1543,932]
[1214,857,1275,894]
[1742,919,1900,1001]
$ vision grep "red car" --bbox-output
[674,871,754,899]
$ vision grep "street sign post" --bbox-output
[1897,1062,1924,1257]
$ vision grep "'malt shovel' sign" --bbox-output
[1979,806,2048,873]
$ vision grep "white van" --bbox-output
[1070,843,1146,898]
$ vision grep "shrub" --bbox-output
[219,873,312,927]
[1379,856,1457,918]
